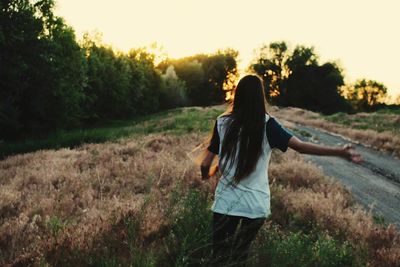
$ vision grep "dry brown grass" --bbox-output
[271,107,400,158]
[269,149,400,267]
[1,129,399,266]
[0,133,205,266]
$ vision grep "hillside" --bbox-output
[1,106,400,266]
[273,107,400,158]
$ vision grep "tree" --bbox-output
[286,62,350,114]
[36,0,87,130]
[1,0,43,138]
[159,65,188,109]
[127,48,162,114]
[395,95,400,105]
[249,41,350,114]
[0,0,86,139]
[83,44,130,120]
[173,59,205,105]
[157,49,238,106]
[82,37,162,121]
[286,45,318,72]
[341,79,388,111]
[250,42,289,103]
[202,49,239,104]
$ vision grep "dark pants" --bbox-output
[212,212,265,267]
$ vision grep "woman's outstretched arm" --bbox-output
[288,136,363,163]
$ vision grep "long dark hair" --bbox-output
[220,75,267,184]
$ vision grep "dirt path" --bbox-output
[292,124,400,228]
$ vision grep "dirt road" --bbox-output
[293,124,400,228]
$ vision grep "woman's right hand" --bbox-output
[288,136,363,163]
[342,144,363,163]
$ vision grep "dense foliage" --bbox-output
[0,0,238,140]
[0,0,86,138]
[157,48,238,106]
[248,42,398,114]
[340,79,388,111]
[1,1,397,141]
[249,42,351,114]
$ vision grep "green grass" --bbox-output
[324,111,400,134]
[375,106,400,115]
[47,216,67,237]
[0,106,225,159]
[256,226,360,267]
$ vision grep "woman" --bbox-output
[200,75,362,266]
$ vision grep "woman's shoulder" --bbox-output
[217,111,233,119]
[265,113,270,120]
[217,112,273,121]
[220,110,232,116]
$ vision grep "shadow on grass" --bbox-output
[0,107,224,160]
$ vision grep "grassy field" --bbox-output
[273,106,400,157]
[0,106,223,160]
[1,105,400,266]
[324,111,400,134]
[3,104,398,160]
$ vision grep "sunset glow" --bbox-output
[55,0,400,100]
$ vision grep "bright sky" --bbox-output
[55,0,400,100]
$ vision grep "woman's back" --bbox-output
[216,113,271,191]
[210,112,294,218]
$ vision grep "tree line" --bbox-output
[1,0,397,141]
[249,42,394,114]
[0,0,238,140]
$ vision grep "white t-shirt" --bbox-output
[207,113,293,218]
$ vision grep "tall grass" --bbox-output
[255,225,356,267]
[1,106,399,266]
